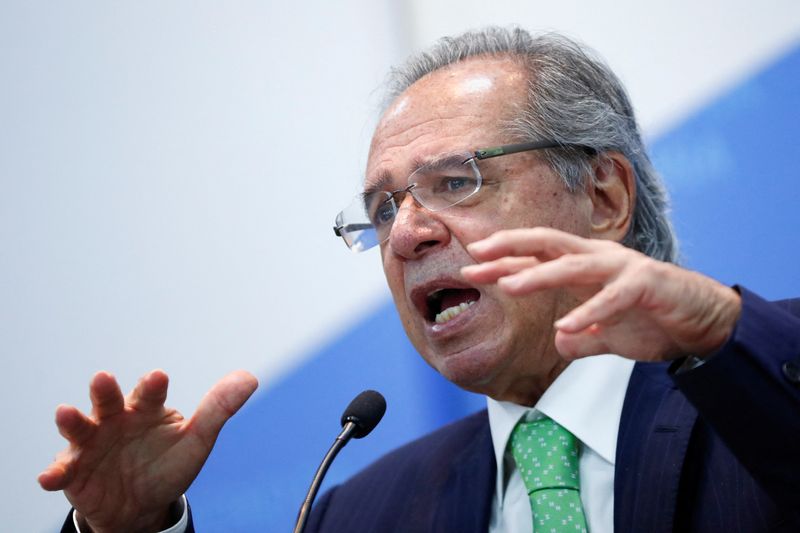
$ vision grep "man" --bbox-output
[41,27,800,532]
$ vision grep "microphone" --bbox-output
[340,389,387,439]
[293,390,387,533]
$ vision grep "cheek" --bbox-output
[502,185,590,234]
[380,252,419,331]
[381,253,404,298]
[443,211,505,247]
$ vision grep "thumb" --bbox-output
[187,371,259,448]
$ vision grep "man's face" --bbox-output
[366,57,594,404]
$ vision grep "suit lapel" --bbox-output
[430,412,496,533]
[614,362,698,533]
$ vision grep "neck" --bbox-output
[490,357,569,406]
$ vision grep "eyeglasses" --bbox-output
[333,140,584,252]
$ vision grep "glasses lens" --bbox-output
[364,191,398,235]
[410,155,481,211]
[335,154,481,253]
[336,192,394,252]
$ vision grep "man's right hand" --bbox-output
[38,369,258,533]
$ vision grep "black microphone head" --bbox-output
[340,390,386,439]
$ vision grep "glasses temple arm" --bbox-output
[474,141,596,160]
[333,222,374,236]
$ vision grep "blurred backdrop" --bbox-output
[1,1,799,531]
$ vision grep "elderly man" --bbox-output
[41,27,799,532]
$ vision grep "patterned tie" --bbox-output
[509,416,589,532]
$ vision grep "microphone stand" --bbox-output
[292,421,357,533]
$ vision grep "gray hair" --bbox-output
[383,27,678,263]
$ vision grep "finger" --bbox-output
[187,371,258,449]
[38,447,78,491]
[467,227,597,262]
[55,404,96,445]
[555,278,640,333]
[496,252,620,295]
[554,326,612,360]
[90,371,125,420]
[461,256,541,284]
[128,369,170,413]
[38,460,71,491]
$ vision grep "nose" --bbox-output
[387,194,450,260]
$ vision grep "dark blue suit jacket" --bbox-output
[63,289,800,532]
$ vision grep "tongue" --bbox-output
[440,288,480,310]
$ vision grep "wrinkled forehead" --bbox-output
[365,57,528,188]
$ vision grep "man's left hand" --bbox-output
[461,227,742,362]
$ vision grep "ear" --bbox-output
[587,151,635,241]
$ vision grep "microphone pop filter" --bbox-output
[340,390,386,439]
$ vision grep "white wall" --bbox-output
[1,1,798,530]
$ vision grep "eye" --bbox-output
[369,200,396,227]
[432,175,478,195]
[446,177,468,191]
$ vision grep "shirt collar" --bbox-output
[487,354,635,499]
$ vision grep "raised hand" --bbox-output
[38,369,258,533]
[462,227,742,361]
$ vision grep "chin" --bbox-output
[428,345,507,395]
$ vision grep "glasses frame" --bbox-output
[333,140,590,250]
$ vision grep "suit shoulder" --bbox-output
[321,409,490,495]
[355,409,489,475]
[775,296,800,316]
[306,409,494,532]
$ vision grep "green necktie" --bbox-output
[508,416,589,532]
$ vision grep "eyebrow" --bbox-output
[363,171,393,196]
[363,152,473,195]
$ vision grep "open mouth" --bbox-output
[425,288,481,324]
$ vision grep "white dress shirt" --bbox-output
[487,354,635,533]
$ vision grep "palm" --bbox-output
[39,370,258,533]
[63,408,192,526]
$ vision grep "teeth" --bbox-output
[435,300,476,324]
